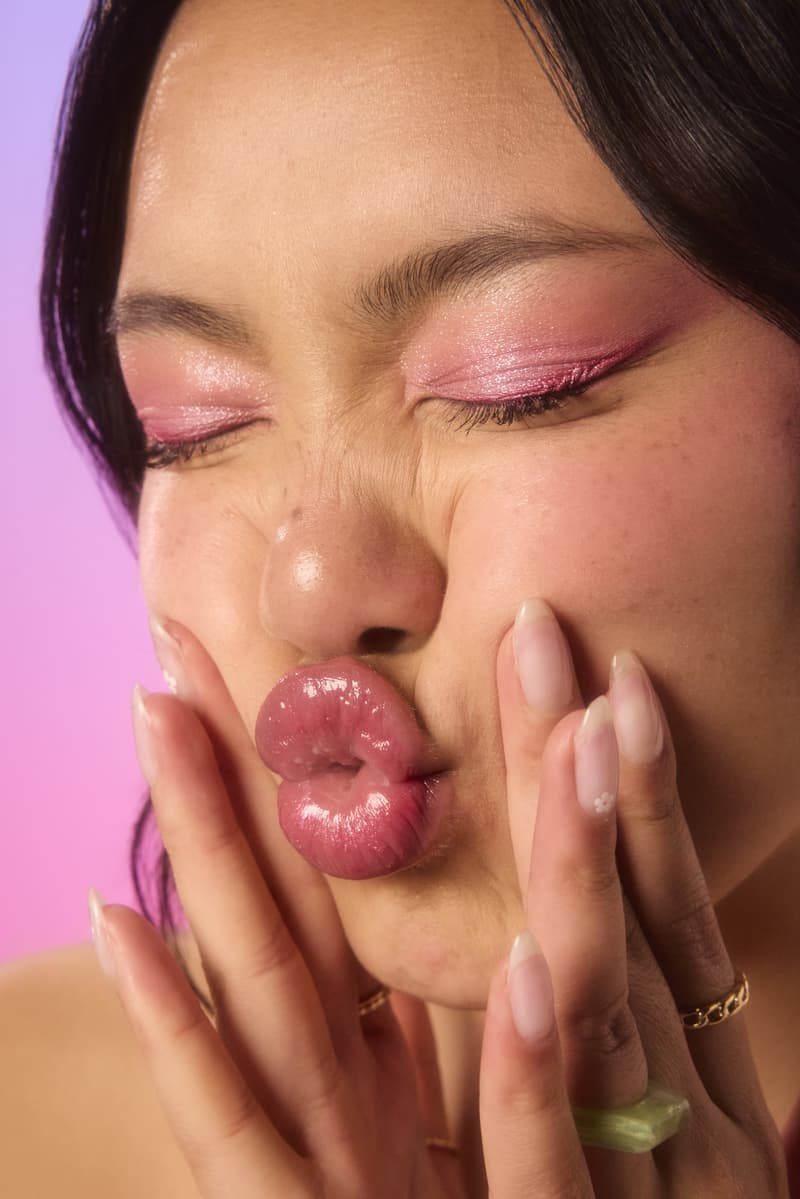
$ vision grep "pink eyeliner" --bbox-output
[414,346,643,403]
[400,277,680,403]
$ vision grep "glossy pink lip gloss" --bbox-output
[255,658,450,879]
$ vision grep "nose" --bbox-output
[260,495,445,660]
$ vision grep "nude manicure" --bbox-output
[513,598,574,714]
[573,695,618,819]
[88,887,116,978]
[508,930,555,1044]
[131,684,158,785]
[609,650,664,765]
[150,616,192,699]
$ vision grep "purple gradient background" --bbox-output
[1,3,165,963]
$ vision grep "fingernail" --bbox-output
[508,930,555,1043]
[150,616,192,699]
[609,651,664,766]
[131,684,158,784]
[513,598,574,714]
[88,887,116,978]
[574,695,618,819]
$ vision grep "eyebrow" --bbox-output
[110,214,658,349]
[108,292,255,352]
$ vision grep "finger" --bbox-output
[389,992,464,1197]
[99,902,310,1199]
[149,616,381,1043]
[499,616,650,1113]
[534,711,659,1121]
[608,650,763,1114]
[480,940,596,1199]
[499,598,584,892]
[132,686,353,1151]
[389,991,449,1140]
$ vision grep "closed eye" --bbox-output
[444,379,592,432]
[143,420,258,469]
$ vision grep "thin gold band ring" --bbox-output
[677,971,750,1030]
[425,1137,462,1156]
[357,985,391,1017]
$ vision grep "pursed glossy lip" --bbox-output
[254,658,450,879]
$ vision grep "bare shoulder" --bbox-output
[0,940,198,1199]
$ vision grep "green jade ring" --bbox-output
[572,1081,690,1153]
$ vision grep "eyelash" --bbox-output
[445,380,592,433]
[144,424,254,469]
[142,379,593,469]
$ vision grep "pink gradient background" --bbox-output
[1,3,165,964]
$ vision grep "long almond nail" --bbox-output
[131,684,157,784]
[513,598,574,714]
[508,930,555,1043]
[88,887,116,978]
[574,696,618,819]
[609,651,664,765]
[150,616,192,699]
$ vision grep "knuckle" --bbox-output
[490,1156,587,1199]
[134,986,212,1057]
[167,1003,214,1047]
[229,922,299,989]
[628,771,678,826]
[490,1034,563,1113]
[193,813,243,860]
[164,807,240,861]
[684,1117,787,1199]
[667,886,728,973]
[300,1045,348,1130]
[179,1083,262,1168]
[214,1085,263,1147]
[563,988,640,1061]
[205,923,299,1009]
[566,858,619,899]
[505,1061,565,1122]
[549,1182,589,1199]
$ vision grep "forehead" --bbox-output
[121,0,651,303]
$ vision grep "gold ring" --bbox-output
[678,970,749,1030]
[357,985,391,1017]
[425,1137,461,1157]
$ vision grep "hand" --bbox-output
[93,620,462,1198]
[89,606,790,1198]
[478,598,790,1196]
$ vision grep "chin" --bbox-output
[332,867,521,1010]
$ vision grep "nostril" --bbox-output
[357,626,407,656]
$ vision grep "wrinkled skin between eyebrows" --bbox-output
[116,0,800,1007]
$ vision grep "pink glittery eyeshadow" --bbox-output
[118,343,273,440]
[135,402,262,441]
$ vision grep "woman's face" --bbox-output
[117,0,800,1006]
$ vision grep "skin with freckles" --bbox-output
[115,0,800,1126]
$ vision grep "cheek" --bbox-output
[138,477,194,601]
[137,476,270,686]
[138,478,230,614]
[449,375,800,688]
